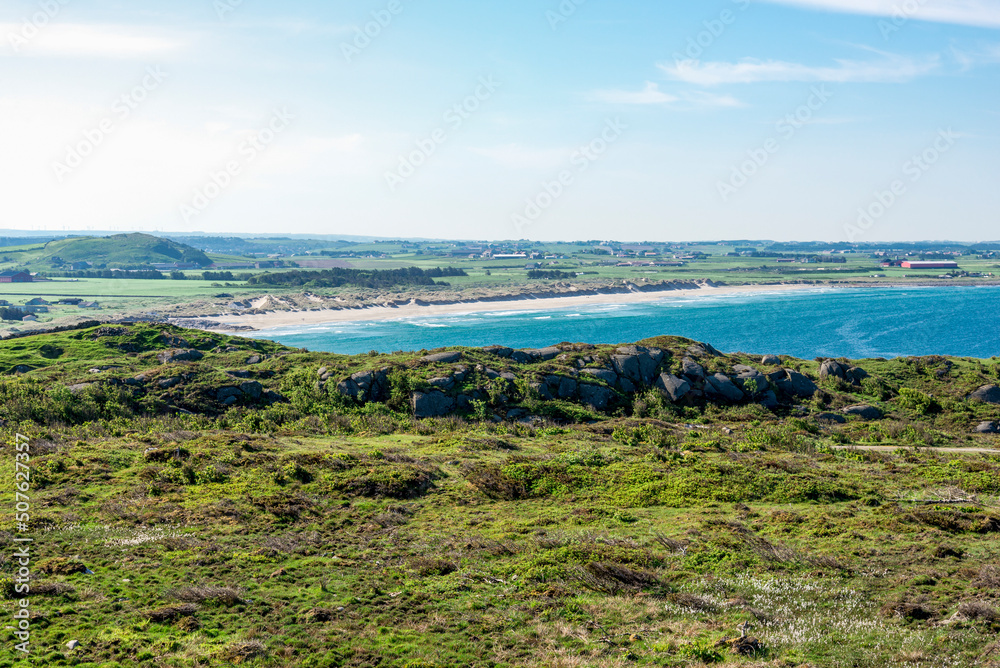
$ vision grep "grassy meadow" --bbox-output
[0,323,997,666]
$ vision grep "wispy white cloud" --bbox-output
[758,0,1000,29]
[590,82,745,107]
[592,82,679,105]
[0,24,184,58]
[469,144,569,170]
[659,53,939,85]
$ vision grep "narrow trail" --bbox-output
[832,445,1000,455]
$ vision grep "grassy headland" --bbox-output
[0,322,998,666]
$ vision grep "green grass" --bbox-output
[0,324,998,666]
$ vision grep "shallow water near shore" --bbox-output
[248,286,1000,359]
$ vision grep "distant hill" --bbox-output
[6,233,212,269]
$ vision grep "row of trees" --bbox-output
[247,266,467,289]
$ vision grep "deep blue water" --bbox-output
[248,286,1000,359]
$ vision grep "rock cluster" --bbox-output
[819,359,869,385]
[329,342,828,419]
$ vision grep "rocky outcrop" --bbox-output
[843,405,882,420]
[820,359,868,385]
[970,385,1000,405]
[975,421,999,434]
[761,355,781,366]
[336,368,390,401]
[581,368,617,384]
[656,374,691,402]
[157,349,203,364]
[411,391,456,418]
[422,351,461,364]
[545,375,578,399]
[704,373,744,403]
[578,384,612,411]
[681,357,705,380]
[733,365,768,395]
[772,369,818,398]
[612,345,665,386]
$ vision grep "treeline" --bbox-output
[55,270,166,280]
[527,269,575,280]
[0,307,25,321]
[247,266,467,289]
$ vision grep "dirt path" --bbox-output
[833,445,1000,455]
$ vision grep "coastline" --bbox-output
[183,283,831,332]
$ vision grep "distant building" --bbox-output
[0,270,32,283]
[78,301,101,309]
[68,261,91,271]
[57,298,83,305]
[0,299,9,306]
[25,298,50,306]
[492,254,527,260]
[21,314,37,322]
[901,261,959,270]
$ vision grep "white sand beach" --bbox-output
[191,283,830,332]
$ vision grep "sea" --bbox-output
[247,286,1000,360]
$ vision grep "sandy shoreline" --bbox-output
[185,283,830,332]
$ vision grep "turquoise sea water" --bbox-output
[248,286,1000,359]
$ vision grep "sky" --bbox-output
[1,0,998,242]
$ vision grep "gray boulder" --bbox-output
[67,383,93,394]
[529,382,553,400]
[681,357,705,380]
[158,377,181,389]
[846,367,869,384]
[734,366,769,395]
[217,386,242,402]
[578,384,612,411]
[611,354,641,383]
[510,350,533,364]
[411,391,456,418]
[428,377,454,389]
[581,368,617,384]
[526,346,561,361]
[688,342,723,357]
[339,368,390,401]
[422,351,461,364]
[843,405,882,420]
[816,412,847,424]
[761,355,781,366]
[758,390,779,409]
[773,369,818,398]
[157,349,203,364]
[656,374,691,402]
[546,375,578,399]
[613,346,665,385]
[704,373,744,403]
[820,359,847,381]
[482,346,513,358]
[240,381,263,400]
[970,385,1000,405]
[975,421,999,434]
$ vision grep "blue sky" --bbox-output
[2,0,998,241]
